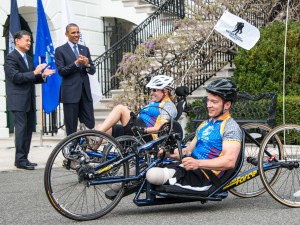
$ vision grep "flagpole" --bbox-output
[179,28,215,86]
[281,0,290,144]
[39,58,44,146]
[282,0,290,126]
[39,57,44,146]
[33,58,51,148]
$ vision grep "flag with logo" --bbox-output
[214,10,260,50]
[60,0,102,104]
[34,0,61,114]
[9,0,21,53]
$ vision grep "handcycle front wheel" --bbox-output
[229,123,283,198]
[44,130,129,221]
[258,124,300,207]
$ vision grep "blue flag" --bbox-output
[34,0,61,114]
[9,0,21,53]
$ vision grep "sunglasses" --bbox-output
[150,89,158,92]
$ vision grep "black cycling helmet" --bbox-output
[204,78,239,102]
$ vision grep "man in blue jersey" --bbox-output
[89,75,177,150]
[146,79,242,191]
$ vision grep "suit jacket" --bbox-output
[55,43,96,103]
[4,49,45,112]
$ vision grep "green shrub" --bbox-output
[276,96,300,125]
[232,21,300,96]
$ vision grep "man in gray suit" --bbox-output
[55,23,96,135]
[4,30,55,170]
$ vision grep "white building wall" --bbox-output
[99,0,149,25]
[0,0,147,138]
[0,5,9,137]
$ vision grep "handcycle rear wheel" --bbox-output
[229,123,283,198]
[258,124,300,207]
[44,130,129,221]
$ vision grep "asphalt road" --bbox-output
[0,169,299,225]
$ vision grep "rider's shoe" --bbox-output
[105,189,118,200]
[105,183,140,200]
[294,190,300,197]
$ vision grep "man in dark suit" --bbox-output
[4,30,55,170]
[55,23,96,135]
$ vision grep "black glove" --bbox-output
[132,126,146,134]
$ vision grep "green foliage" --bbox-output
[185,99,205,133]
[276,96,300,125]
[232,21,300,96]
[275,96,300,144]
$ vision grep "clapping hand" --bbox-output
[34,64,55,77]
[42,66,56,78]
[34,63,47,75]
[76,55,89,66]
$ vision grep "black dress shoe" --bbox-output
[16,164,35,170]
[28,161,38,167]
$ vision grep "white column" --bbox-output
[0,33,9,138]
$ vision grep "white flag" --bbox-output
[60,0,102,103]
[214,10,260,50]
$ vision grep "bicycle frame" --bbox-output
[45,121,300,222]
[83,126,284,207]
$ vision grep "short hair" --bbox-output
[13,30,31,43]
[66,23,79,33]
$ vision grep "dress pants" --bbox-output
[63,85,95,136]
[13,109,34,166]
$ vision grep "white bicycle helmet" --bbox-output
[146,75,174,91]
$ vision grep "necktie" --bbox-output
[73,44,79,58]
[23,54,29,69]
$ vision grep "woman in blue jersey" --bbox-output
[146,79,242,191]
[93,75,177,144]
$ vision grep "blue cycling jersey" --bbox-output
[191,113,242,177]
[139,97,177,127]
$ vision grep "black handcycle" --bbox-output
[44,113,299,221]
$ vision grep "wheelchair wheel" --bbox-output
[258,124,300,207]
[229,123,283,198]
[115,135,145,149]
[44,130,128,221]
[158,120,183,141]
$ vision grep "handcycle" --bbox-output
[44,111,299,221]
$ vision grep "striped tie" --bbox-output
[23,54,29,69]
[73,44,79,58]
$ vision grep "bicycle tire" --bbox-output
[44,130,129,221]
[230,123,283,198]
[258,124,300,207]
